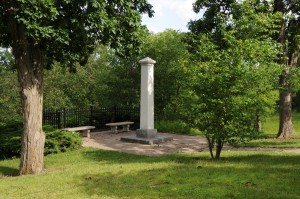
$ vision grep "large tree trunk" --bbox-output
[10,22,45,175]
[278,29,300,138]
[274,0,296,139]
[277,88,295,138]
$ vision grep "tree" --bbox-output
[190,0,300,139]
[142,30,190,120]
[0,0,153,175]
[187,0,281,159]
[273,0,300,138]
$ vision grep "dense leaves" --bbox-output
[187,0,281,159]
[0,0,154,67]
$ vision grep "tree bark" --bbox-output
[274,0,296,139]
[256,112,262,133]
[215,139,223,160]
[277,88,295,138]
[206,137,215,159]
[9,16,45,175]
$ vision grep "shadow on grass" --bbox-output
[81,148,300,167]
[81,148,178,164]
[0,166,19,176]
[240,138,300,148]
[77,151,300,198]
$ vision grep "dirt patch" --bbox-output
[82,131,300,156]
[82,131,208,156]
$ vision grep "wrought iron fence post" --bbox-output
[63,108,66,128]
[57,110,61,129]
[90,106,94,125]
[114,105,117,122]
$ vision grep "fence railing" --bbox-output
[43,106,140,129]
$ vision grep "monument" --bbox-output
[121,57,173,144]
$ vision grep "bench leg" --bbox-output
[81,130,90,138]
[110,126,118,133]
[122,125,130,132]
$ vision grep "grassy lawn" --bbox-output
[262,112,300,136]
[238,112,300,148]
[0,148,300,199]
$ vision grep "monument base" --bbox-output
[136,129,157,139]
[121,129,173,145]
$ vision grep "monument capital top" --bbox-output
[139,57,156,64]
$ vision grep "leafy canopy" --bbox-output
[186,0,281,159]
[0,0,154,67]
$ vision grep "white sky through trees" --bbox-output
[142,0,203,32]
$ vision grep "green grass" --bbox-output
[262,112,300,136]
[239,112,300,148]
[0,148,300,199]
[155,120,202,136]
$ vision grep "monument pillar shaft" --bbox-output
[120,57,173,144]
[140,63,154,129]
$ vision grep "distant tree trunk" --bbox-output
[10,21,45,175]
[274,0,296,139]
[256,112,262,133]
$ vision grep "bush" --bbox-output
[0,124,82,160]
[155,120,202,136]
[44,129,82,155]
[0,129,22,160]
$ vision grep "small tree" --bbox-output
[0,0,153,175]
[186,1,281,159]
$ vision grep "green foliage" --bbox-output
[0,131,22,160]
[186,0,281,159]
[0,124,82,160]
[155,120,202,136]
[43,45,141,109]
[43,62,96,108]
[1,0,154,66]
[44,129,82,155]
[0,64,21,125]
[142,30,190,120]
[0,48,15,71]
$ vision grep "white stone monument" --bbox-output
[121,57,172,144]
[136,57,157,138]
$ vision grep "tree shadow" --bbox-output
[0,166,19,177]
[220,153,300,167]
[81,148,300,167]
[76,152,300,198]
[81,148,176,164]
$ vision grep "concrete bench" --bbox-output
[105,122,134,133]
[62,126,95,138]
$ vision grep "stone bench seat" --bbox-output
[62,126,95,138]
[106,122,134,133]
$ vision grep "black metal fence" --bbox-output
[43,106,140,129]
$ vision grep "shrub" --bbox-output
[44,129,82,155]
[155,120,202,136]
[0,129,22,159]
[0,124,82,160]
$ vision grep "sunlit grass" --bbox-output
[262,112,300,136]
[237,112,300,148]
[0,148,300,199]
